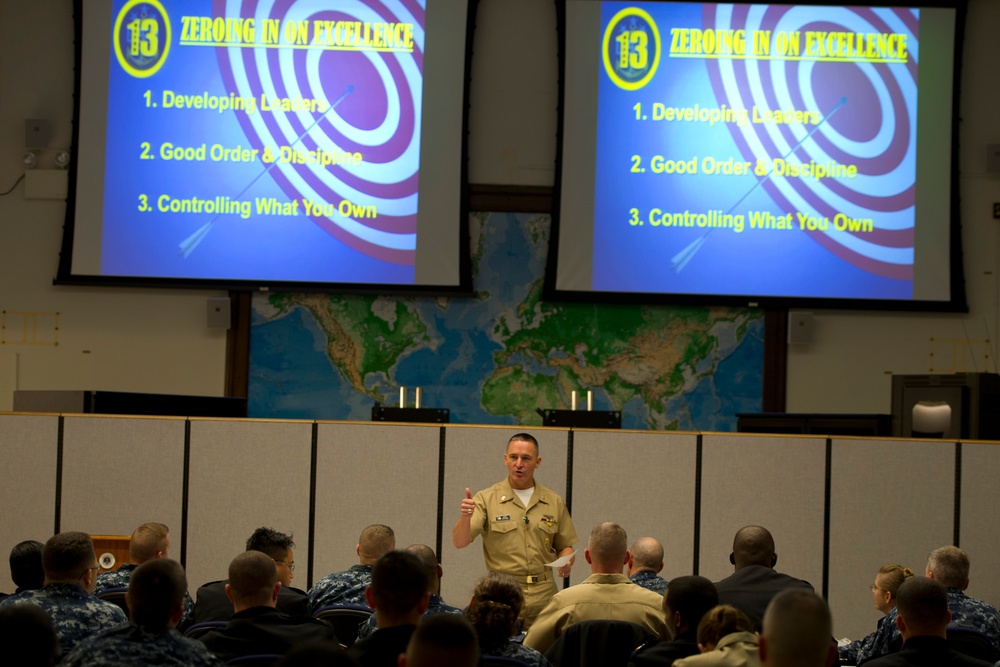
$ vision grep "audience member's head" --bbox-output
[278,641,360,667]
[925,546,970,590]
[629,537,665,576]
[585,522,629,573]
[42,532,99,592]
[404,544,441,595]
[128,523,170,564]
[466,571,524,649]
[696,605,754,651]
[894,577,951,640]
[358,525,395,566]
[873,562,914,614]
[227,551,280,611]
[365,550,431,626]
[127,558,187,630]
[401,614,479,667]
[245,527,296,587]
[664,575,719,640]
[0,604,59,666]
[9,540,45,592]
[730,525,777,570]
[759,589,835,667]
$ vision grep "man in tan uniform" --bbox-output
[452,433,577,629]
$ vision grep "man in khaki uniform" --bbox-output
[453,433,577,629]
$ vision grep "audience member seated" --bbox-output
[466,571,552,667]
[399,614,480,667]
[93,522,194,625]
[0,531,127,657]
[864,577,993,667]
[713,525,813,631]
[309,524,395,613]
[355,543,461,641]
[838,562,914,665]
[348,550,431,667]
[61,558,223,666]
[925,546,1000,655]
[6,540,45,600]
[629,575,720,667]
[758,589,836,667]
[629,538,670,595]
[278,641,360,667]
[198,551,338,661]
[0,603,59,666]
[673,605,759,667]
[524,522,668,653]
[195,527,308,622]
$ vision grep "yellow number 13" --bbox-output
[128,18,159,57]
[616,30,648,70]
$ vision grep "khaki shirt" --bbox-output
[469,478,577,577]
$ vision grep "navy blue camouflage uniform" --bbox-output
[630,571,670,595]
[94,564,195,625]
[354,593,462,640]
[308,563,372,613]
[61,623,224,666]
[0,583,127,657]
[483,640,553,667]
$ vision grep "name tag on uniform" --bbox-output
[494,515,511,522]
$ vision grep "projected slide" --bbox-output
[582,2,940,301]
[72,0,469,287]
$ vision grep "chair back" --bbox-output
[947,626,998,663]
[312,604,374,648]
[183,620,228,639]
[96,587,130,615]
[543,620,658,667]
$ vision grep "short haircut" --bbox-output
[588,522,628,566]
[878,562,915,597]
[732,525,776,567]
[665,576,719,628]
[507,433,539,455]
[926,546,970,588]
[370,550,431,618]
[129,523,169,564]
[896,577,950,632]
[0,603,59,666]
[9,540,45,591]
[358,524,395,561]
[466,572,524,649]
[228,551,278,606]
[697,605,754,648]
[405,614,479,667]
[128,559,186,629]
[41,532,95,581]
[245,527,295,560]
[631,537,664,570]
[762,589,833,667]
[405,544,439,593]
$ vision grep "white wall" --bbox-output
[2,0,999,414]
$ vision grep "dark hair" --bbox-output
[245,527,295,560]
[41,532,95,580]
[665,576,719,629]
[128,559,187,629]
[370,550,431,618]
[896,577,950,630]
[10,540,45,592]
[507,433,539,454]
[406,615,479,667]
[0,604,59,666]
[466,572,523,649]
[278,641,359,667]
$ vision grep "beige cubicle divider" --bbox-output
[570,429,699,585]
[699,434,826,591]
[184,419,313,592]
[60,415,185,543]
[440,425,571,610]
[958,441,1000,615]
[0,413,59,593]
[828,437,956,641]
[311,421,442,589]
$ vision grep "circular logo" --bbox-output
[113,0,171,78]
[602,7,661,91]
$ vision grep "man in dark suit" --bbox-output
[194,527,309,623]
[864,577,993,667]
[628,575,719,667]
[198,551,337,661]
[713,525,813,630]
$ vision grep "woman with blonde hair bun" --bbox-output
[465,572,552,667]
[838,562,914,665]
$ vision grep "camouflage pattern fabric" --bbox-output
[61,623,224,666]
[630,571,670,596]
[308,564,373,613]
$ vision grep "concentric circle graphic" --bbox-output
[216,0,424,265]
[703,4,918,280]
